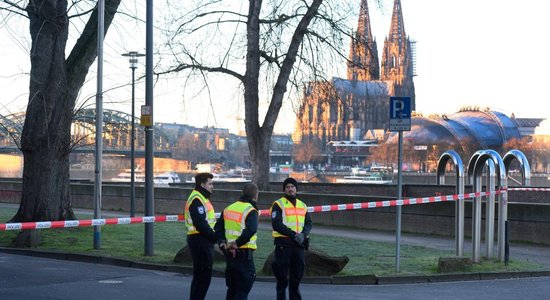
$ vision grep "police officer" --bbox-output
[184,172,217,300]
[270,177,312,300]
[215,183,259,300]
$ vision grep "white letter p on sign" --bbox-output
[392,100,404,118]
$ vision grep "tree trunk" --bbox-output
[11,0,121,247]
[249,127,272,191]
[244,0,269,190]
[243,0,323,191]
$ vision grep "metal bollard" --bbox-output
[436,150,465,257]
[502,149,531,261]
[505,220,509,266]
[471,150,506,263]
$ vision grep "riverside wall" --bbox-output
[0,180,549,245]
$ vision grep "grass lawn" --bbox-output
[0,207,544,276]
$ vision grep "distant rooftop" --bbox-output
[514,118,545,128]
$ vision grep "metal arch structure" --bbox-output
[471,149,507,262]
[437,119,475,158]
[483,159,496,259]
[74,108,173,151]
[398,110,525,158]
[0,109,173,153]
[503,149,531,186]
[482,109,508,145]
[467,150,497,257]
[0,113,22,128]
[466,150,484,185]
[0,113,24,148]
[501,149,531,263]
[436,150,465,256]
[468,150,497,259]
[466,149,531,262]
[73,109,139,151]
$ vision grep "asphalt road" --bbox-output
[2,203,550,299]
[2,252,550,300]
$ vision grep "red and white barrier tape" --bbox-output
[508,187,550,192]
[0,215,184,231]
[272,190,505,215]
[4,187,550,231]
[0,189,511,231]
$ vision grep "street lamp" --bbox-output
[122,51,145,217]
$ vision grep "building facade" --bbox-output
[293,0,416,146]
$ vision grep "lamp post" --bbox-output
[122,51,145,217]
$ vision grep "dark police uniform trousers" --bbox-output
[272,244,305,300]
[189,243,214,300]
[225,249,256,300]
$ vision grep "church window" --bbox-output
[330,103,337,122]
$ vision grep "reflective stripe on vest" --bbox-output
[223,201,258,250]
[271,197,307,238]
[184,190,216,235]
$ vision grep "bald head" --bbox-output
[242,183,259,202]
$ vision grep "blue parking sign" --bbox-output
[389,97,411,131]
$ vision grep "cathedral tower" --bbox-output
[293,0,416,145]
[381,0,416,110]
[347,0,380,81]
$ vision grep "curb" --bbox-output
[1,247,549,285]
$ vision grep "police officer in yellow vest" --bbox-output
[270,178,312,300]
[184,172,217,300]
[214,183,259,300]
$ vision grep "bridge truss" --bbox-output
[0,109,173,155]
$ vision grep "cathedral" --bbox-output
[293,0,416,147]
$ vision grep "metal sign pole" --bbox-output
[389,96,411,272]
[93,0,105,250]
[396,130,403,271]
[144,0,154,256]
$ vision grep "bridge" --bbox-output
[0,109,173,157]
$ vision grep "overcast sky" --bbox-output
[1,0,549,134]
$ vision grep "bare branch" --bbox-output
[179,18,244,36]
[155,63,243,82]
[259,50,281,68]
[174,10,246,36]
[68,7,94,20]
[263,0,324,132]
[2,0,26,11]
[259,12,301,24]
[1,0,27,18]
[156,0,363,189]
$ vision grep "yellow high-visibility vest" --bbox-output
[223,201,258,249]
[184,190,216,235]
[271,197,307,238]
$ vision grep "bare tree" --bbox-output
[2,0,122,246]
[367,142,397,169]
[293,139,322,167]
[157,0,361,189]
[173,132,211,165]
[532,140,550,173]
[503,137,532,155]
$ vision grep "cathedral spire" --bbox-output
[357,0,374,43]
[347,0,379,81]
[381,0,410,81]
[387,0,406,46]
[381,0,415,110]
